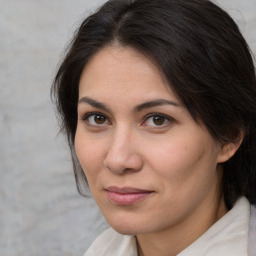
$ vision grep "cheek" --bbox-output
[145,138,219,219]
[146,139,201,173]
[146,135,218,191]
[74,129,105,181]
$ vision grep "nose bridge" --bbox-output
[111,124,131,151]
[103,123,142,174]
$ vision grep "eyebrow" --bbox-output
[134,99,180,112]
[78,97,110,112]
[78,97,180,112]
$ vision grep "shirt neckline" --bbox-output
[177,197,250,256]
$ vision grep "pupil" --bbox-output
[153,116,165,125]
[95,115,105,124]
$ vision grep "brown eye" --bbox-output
[85,113,109,126]
[94,115,106,124]
[153,116,165,125]
[143,114,171,128]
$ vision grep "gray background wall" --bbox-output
[1,1,255,255]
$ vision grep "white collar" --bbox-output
[84,197,250,256]
[178,197,250,256]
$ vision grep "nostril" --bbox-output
[103,151,143,175]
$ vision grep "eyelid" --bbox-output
[82,111,111,126]
[80,111,173,128]
[142,112,174,127]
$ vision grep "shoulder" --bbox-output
[84,228,137,256]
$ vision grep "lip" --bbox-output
[105,186,154,205]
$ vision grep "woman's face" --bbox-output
[75,45,226,236]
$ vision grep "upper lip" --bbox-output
[105,186,153,194]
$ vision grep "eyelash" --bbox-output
[142,113,173,128]
[82,112,173,128]
[82,112,110,127]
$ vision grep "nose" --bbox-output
[103,127,143,175]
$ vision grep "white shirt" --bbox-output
[84,197,250,256]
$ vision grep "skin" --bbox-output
[75,45,241,256]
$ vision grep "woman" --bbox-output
[52,0,256,255]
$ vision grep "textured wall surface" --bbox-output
[0,1,255,255]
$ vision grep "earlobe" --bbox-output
[217,132,244,163]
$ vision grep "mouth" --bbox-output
[105,186,154,206]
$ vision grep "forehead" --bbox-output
[78,45,177,101]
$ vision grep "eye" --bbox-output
[143,113,172,127]
[83,112,110,127]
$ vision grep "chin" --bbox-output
[114,227,151,236]
[106,216,145,235]
[107,215,159,236]
[108,221,139,235]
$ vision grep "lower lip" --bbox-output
[106,191,152,205]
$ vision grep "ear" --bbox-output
[217,131,244,163]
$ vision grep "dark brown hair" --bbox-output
[52,0,256,209]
